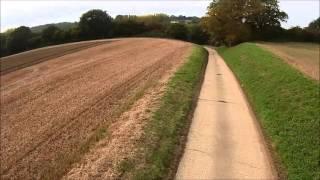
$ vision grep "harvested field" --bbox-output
[257,42,319,80]
[0,38,192,179]
[0,40,113,75]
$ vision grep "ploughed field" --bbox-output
[0,38,192,179]
[0,40,110,75]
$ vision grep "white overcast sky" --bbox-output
[1,0,319,32]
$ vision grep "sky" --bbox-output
[1,0,319,32]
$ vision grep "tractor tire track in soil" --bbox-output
[0,38,192,179]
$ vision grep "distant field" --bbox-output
[257,42,319,80]
[218,43,319,179]
[0,40,112,75]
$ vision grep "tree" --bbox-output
[7,26,32,53]
[203,0,287,45]
[306,17,320,32]
[305,18,320,42]
[188,24,209,44]
[79,9,113,39]
[249,0,288,39]
[166,23,188,40]
[113,16,147,37]
[42,25,63,44]
[136,14,170,33]
[0,33,8,57]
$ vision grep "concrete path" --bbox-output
[175,47,276,179]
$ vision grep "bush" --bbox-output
[166,23,188,40]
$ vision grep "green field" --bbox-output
[257,42,319,80]
[218,43,319,179]
[119,46,208,179]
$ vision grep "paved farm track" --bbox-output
[0,38,192,179]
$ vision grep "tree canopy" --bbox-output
[6,26,32,53]
[166,23,188,40]
[79,9,113,39]
[306,17,320,32]
[42,25,63,44]
[203,0,288,45]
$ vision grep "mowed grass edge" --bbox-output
[217,43,319,179]
[119,45,208,179]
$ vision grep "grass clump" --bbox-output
[128,45,208,179]
[217,43,319,179]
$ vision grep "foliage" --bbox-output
[306,17,320,32]
[283,25,320,43]
[304,17,320,42]
[113,15,148,36]
[170,15,200,23]
[218,43,319,179]
[6,26,32,53]
[188,24,210,44]
[79,9,113,39]
[203,0,288,45]
[42,25,63,44]
[166,23,188,40]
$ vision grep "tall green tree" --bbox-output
[0,33,8,57]
[203,0,287,45]
[306,17,320,32]
[79,9,113,39]
[188,24,209,44]
[166,23,188,40]
[7,26,32,53]
[42,25,63,44]
[113,16,147,37]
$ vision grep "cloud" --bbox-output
[1,0,318,32]
[279,0,320,28]
[0,1,210,32]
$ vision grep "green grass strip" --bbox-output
[131,45,208,179]
[217,43,319,180]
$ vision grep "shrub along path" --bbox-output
[176,47,276,179]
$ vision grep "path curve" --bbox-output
[175,47,276,179]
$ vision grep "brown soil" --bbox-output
[0,38,192,179]
[63,59,179,180]
[257,43,319,81]
[0,40,113,75]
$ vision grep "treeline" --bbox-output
[281,20,320,42]
[1,2,319,57]
[203,0,320,46]
[0,10,208,57]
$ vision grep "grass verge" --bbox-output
[121,45,208,179]
[217,43,319,179]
